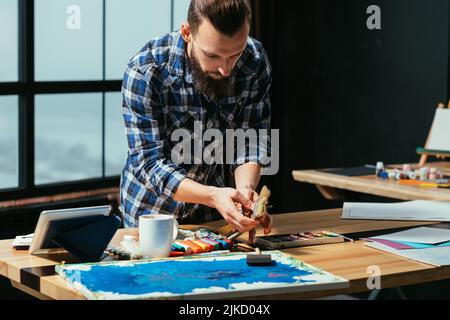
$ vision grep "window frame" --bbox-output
[0,0,177,201]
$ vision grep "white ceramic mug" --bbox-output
[139,214,179,259]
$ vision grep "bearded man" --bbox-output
[120,0,273,237]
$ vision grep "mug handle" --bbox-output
[173,218,179,241]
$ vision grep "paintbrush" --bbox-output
[217,186,271,240]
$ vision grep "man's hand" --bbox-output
[173,178,271,237]
[211,188,259,234]
[238,188,273,243]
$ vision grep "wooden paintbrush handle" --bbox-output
[252,186,271,219]
[216,185,271,237]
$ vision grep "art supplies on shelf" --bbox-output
[254,231,351,249]
[342,200,450,222]
[370,161,447,182]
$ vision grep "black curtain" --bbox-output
[251,0,449,213]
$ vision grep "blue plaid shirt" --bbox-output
[120,31,272,228]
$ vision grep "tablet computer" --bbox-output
[29,205,111,255]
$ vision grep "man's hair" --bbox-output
[187,0,252,37]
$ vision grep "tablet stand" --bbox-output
[52,214,122,262]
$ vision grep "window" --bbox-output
[0,0,18,82]
[105,92,127,176]
[0,96,19,189]
[35,0,103,81]
[35,93,103,185]
[0,0,192,198]
[105,0,171,80]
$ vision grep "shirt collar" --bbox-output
[167,31,192,83]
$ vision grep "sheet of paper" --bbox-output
[395,240,450,249]
[370,227,450,244]
[363,238,413,250]
[364,237,450,250]
[11,233,34,248]
[366,241,450,267]
[427,108,450,151]
[342,200,450,222]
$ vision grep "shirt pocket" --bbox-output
[166,102,204,134]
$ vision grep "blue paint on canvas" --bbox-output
[62,259,307,295]
[56,252,348,299]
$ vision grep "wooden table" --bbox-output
[2,209,449,300]
[292,162,450,201]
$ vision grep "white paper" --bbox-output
[371,227,450,244]
[342,200,450,222]
[427,108,450,151]
[11,233,34,248]
[366,241,450,267]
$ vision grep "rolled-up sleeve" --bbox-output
[232,48,272,171]
[122,64,187,198]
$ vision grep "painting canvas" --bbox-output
[55,251,348,300]
[427,108,450,151]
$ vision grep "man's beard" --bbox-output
[188,46,233,98]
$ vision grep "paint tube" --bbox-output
[420,167,430,180]
[376,161,385,176]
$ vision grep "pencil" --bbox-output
[227,231,242,241]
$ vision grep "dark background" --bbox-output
[257,0,449,213]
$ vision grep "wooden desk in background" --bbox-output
[1,209,449,300]
[292,162,450,202]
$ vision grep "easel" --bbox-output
[417,101,450,167]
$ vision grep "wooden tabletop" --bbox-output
[0,208,448,300]
[292,162,450,202]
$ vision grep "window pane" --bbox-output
[105,92,127,176]
[35,93,102,185]
[0,96,18,189]
[35,0,103,81]
[173,0,191,31]
[0,0,18,82]
[105,0,171,80]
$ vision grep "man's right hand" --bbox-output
[210,188,259,234]
[174,180,259,233]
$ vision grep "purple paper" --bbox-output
[362,238,414,250]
